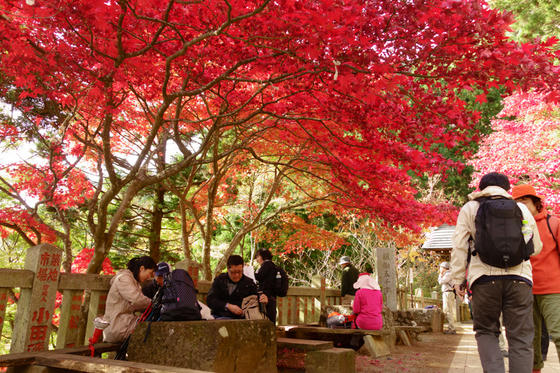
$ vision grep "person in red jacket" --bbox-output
[512,184,560,373]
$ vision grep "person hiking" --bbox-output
[450,172,542,373]
[512,184,560,373]
[438,261,456,334]
[102,256,156,343]
[339,256,359,297]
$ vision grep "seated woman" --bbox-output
[103,256,156,343]
[352,273,383,330]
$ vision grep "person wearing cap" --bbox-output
[339,256,359,297]
[512,184,560,373]
[142,261,171,299]
[450,172,542,373]
[352,273,383,330]
[438,261,456,334]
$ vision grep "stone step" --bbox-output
[305,348,355,373]
[277,337,333,352]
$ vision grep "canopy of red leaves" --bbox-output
[1,0,559,237]
[471,91,560,213]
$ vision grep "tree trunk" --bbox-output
[148,183,165,262]
[179,199,192,261]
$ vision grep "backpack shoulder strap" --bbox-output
[546,214,559,251]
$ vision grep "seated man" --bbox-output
[207,255,268,319]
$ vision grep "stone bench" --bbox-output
[127,319,276,373]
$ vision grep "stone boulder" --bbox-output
[127,320,276,373]
[392,308,443,332]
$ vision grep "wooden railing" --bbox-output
[0,244,344,354]
[0,243,467,356]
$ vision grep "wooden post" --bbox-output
[85,290,107,344]
[319,277,326,310]
[376,247,397,311]
[188,265,199,288]
[11,244,62,353]
[0,288,8,339]
[56,290,84,348]
[175,259,200,288]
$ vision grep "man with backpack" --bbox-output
[450,172,542,373]
[255,249,288,323]
[512,184,560,373]
[207,255,268,319]
[142,261,202,321]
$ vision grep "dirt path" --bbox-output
[357,322,559,373]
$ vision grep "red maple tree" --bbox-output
[471,90,560,213]
[1,0,559,273]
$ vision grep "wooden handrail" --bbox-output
[0,267,344,352]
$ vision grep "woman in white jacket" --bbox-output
[103,256,156,343]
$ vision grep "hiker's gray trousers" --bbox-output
[471,277,534,373]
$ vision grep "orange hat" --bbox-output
[511,184,543,200]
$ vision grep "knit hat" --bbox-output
[353,273,381,290]
[439,261,450,269]
[511,184,543,201]
[155,262,170,276]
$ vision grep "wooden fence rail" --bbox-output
[0,244,350,354]
[0,243,465,355]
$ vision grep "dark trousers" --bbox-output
[471,278,534,373]
[532,293,560,370]
[542,316,549,359]
[266,297,277,324]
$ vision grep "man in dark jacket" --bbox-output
[207,255,268,319]
[339,256,359,297]
[255,249,278,323]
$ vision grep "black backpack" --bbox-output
[473,196,534,269]
[159,269,202,321]
[274,265,289,297]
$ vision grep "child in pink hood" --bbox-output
[353,273,383,330]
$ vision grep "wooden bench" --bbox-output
[0,343,120,367]
[0,344,212,372]
[33,353,211,373]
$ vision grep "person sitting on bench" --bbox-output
[207,255,268,319]
[352,273,383,330]
[103,256,156,343]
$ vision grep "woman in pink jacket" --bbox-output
[353,273,383,330]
